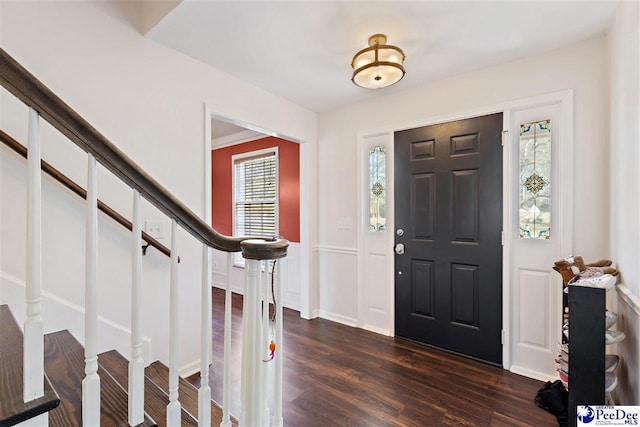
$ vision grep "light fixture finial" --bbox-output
[368,34,387,46]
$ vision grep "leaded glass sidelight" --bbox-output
[369,145,386,232]
[519,120,551,239]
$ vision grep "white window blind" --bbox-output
[234,151,278,239]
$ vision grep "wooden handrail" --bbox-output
[0,48,287,259]
[0,129,178,261]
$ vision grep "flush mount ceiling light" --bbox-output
[351,34,406,89]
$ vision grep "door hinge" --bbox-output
[501,231,504,246]
[501,329,505,344]
[501,130,509,146]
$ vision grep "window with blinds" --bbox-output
[233,149,278,241]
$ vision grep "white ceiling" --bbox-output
[146,1,619,113]
[210,119,251,140]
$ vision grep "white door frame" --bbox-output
[203,103,314,319]
[356,90,573,371]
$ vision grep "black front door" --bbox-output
[394,113,503,365]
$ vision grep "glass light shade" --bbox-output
[353,64,405,88]
[352,34,406,89]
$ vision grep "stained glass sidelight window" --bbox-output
[369,145,386,232]
[519,120,551,239]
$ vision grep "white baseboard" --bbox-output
[510,365,557,383]
[212,280,302,312]
[1,270,152,362]
[318,310,357,328]
[212,281,243,295]
[179,359,202,378]
[301,308,320,320]
[362,324,391,336]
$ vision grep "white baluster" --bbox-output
[220,252,233,427]
[261,262,270,425]
[24,109,45,414]
[167,219,182,426]
[82,153,100,427]
[198,244,212,427]
[273,260,283,427]
[128,190,144,425]
[240,258,262,427]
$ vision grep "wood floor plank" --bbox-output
[98,350,198,427]
[186,289,558,426]
[44,330,155,426]
[145,360,233,426]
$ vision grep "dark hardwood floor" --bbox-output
[187,288,557,426]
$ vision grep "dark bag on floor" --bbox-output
[534,380,568,427]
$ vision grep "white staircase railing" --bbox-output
[23,107,46,426]
[129,189,145,425]
[221,253,233,427]
[167,219,182,426]
[82,153,101,426]
[199,244,213,427]
[1,47,288,427]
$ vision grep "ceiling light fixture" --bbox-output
[351,34,406,89]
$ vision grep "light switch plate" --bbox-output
[145,220,167,240]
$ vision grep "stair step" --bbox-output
[0,304,60,426]
[44,330,156,426]
[98,350,197,427]
[146,361,235,426]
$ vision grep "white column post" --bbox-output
[198,244,212,427]
[82,153,100,427]
[24,108,45,413]
[166,219,182,426]
[220,252,233,427]
[261,262,270,425]
[240,259,262,427]
[273,260,283,427]
[128,190,144,425]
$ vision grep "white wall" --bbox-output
[608,0,640,405]
[317,37,609,323]
[0,0,316,374]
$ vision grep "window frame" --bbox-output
[231,147,279,267]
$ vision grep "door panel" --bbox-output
[451,263,479,327]
[394,113,503,365]
[411,259,435,317]
[412,173,435,239]
[451,169,479,242]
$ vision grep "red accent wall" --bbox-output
[212,136,300,243]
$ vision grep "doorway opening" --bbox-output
[357,90,573,378]
[206,115,304,312]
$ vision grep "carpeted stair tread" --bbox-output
[0,305,60,426]
[98,350,198,427]
[44,330,156,426]
[146,361,234,426]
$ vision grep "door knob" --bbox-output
[395,243,405,255]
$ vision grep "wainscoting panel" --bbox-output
[364,251,389,334]
[510,267,558,381]
[211,243,302,311]
[518,269,551,348]
[317,245,358,327]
